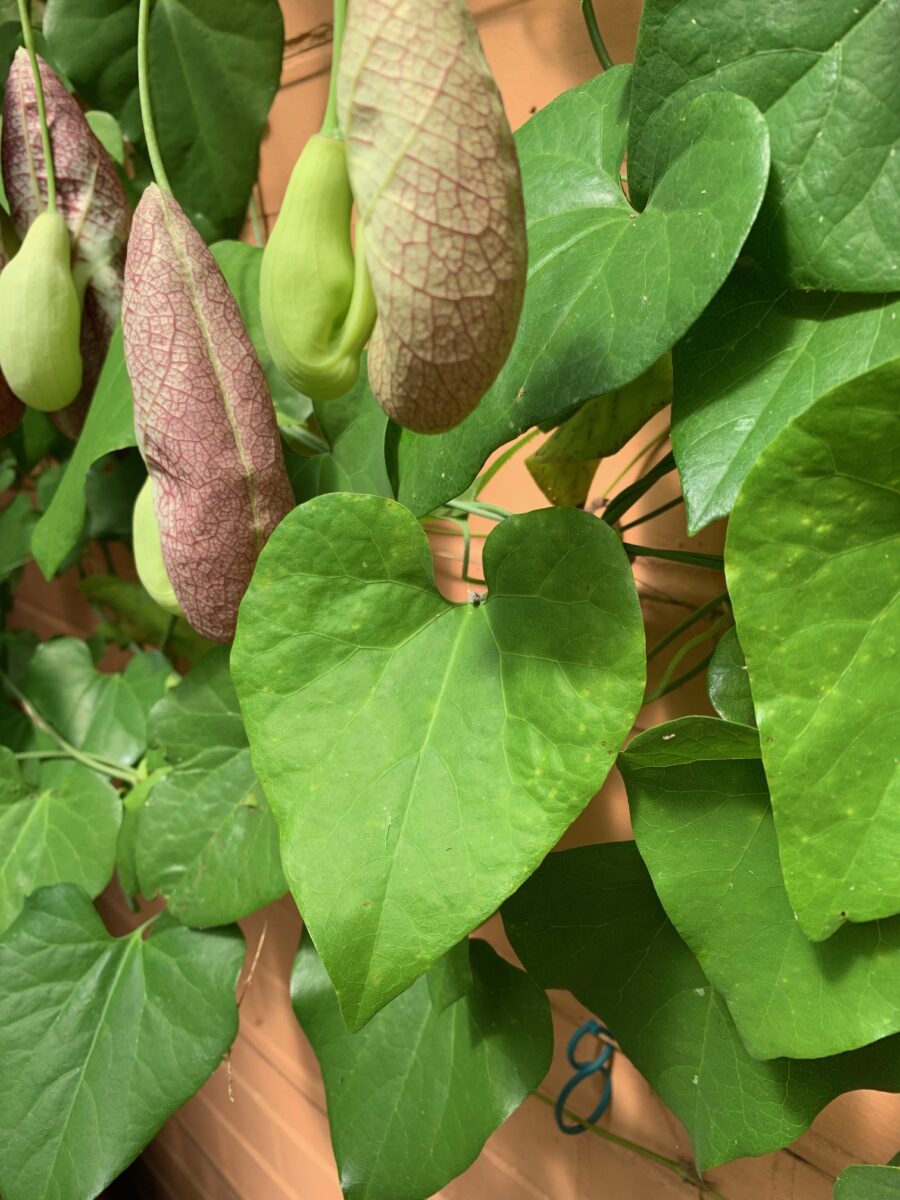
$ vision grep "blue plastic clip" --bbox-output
[554,1018,615,1135]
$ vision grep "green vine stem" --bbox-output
[1,670,141,785]
[624,543,725,571]
[445,497,513,523]
[248,189,266,247]
[579,0,614,71]
[649,648,717,702]
[472,428,540,498]
[320,0,348,139]
[137,0,172,193]
[17,0,56,212]
[533,1091,728,1199]
[603,452,676,526]
[602,426,670,500]
[644,613,731,703]
[647,590,729,661]
[619,494,684,533]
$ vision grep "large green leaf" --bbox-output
[671,265,900,532]
[288,355,391,503]
[232,493,645,1028]
[0,884,243,1200]
[31,325,134,578]
[0,758,120,933]
[0,493,37,578]
[706,627,755,727]
[627,0,900,290]
[835,1165,900,1199]
[389,66,770,517]
[503,841,900,1172]
[621,718,900,1059]
[43,0,283,241]
[78,574,214,665]
[136,647,285,925]
[526,356,672,508]
[25,638,170,767]
[293,936,552,1200]
[727,362,900,937]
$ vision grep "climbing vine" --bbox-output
[0,0,897,1197]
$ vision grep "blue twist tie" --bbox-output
[554,1018,615,1135]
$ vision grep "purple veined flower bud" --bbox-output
[338,0,527,434]
[2,50,131,436]
[123,184,294,643]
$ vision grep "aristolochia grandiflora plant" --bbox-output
[0,0,897,1197]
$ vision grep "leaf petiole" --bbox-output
[2,670,141,786]
[619,494,684,532]
[647,590,729,661]
[644,613,731,703]
[137,0,173,193]
[17,0,56,212]
[472,428,540,498]
[603,452,676,526]
[320,0,348,139]
[444,497,514,523]
[533,1090,728,1198]
[624,543,724,570]
[580,0,614,71]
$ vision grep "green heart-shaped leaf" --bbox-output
[0,492,37,578]
[727,361,900,937]
[232,493,645,1028]
[706,627,755,727]
[671,265,900,533]
[0,757,120,934]
[136,648,285,926]
[293,935,552,1200]
[0,884,244,1200]
[504,840,900,1172]
[835,1165,900,1199]
[621,718,900,1059]
[78,575,214,665]
[24,638,170,767]
[31,326,134,579]
[627,0,900,292]
[390,66,770,517]
[44,0,283,241]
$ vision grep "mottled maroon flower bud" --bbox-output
[123,184,294,643]
[338,0,527,433]
[2,50,130,435]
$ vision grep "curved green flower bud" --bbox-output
[261,133,375,402]
[132,477,183,618]
[0,210,82,412]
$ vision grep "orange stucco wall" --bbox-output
[12,3,899,1198]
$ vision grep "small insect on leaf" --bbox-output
[338,0,527,434]
[123,184,294,643]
